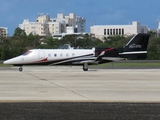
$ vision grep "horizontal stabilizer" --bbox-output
[119,51,147,55]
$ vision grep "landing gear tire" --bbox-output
[83,63,88,71]
[83,68,88,71]
[19,67,23,72]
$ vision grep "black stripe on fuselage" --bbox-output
[14,53,94,66]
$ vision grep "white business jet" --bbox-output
[4,33,150,71]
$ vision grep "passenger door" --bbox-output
[38,50,45,59]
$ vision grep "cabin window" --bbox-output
[48,53,51,57]
[60,54,63,57]
[66,53,69,57]
[54,54,57,57]
[72,53,75,57]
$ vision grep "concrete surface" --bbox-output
[0,66,160,102]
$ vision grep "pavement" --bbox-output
[0,66,160,119]
[0,66,160,102]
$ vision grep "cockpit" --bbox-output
[23,51,33,56]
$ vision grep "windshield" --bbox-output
[23,51,32,56]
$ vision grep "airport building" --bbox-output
[19,13,86,36]
[0,27,8,37]
[90,21,155,40]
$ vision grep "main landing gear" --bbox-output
[83,63,88,71]
[19,66,23,72]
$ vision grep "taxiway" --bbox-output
[0,66,160,102]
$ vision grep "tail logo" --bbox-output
[129,44,142,49]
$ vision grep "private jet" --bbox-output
[4,33,150,71]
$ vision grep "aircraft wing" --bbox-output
[102,57,125,62]
[72,60,98,64]
[52,56,96,65]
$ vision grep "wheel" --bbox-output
[83,68,88,71]
[83,63,89,71]
[19,67,23,72]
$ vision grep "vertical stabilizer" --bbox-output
[124,33,150,52]
[120,33,150,59]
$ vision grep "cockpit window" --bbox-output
[23,51,32,55]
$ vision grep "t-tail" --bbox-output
[119,33,150,60]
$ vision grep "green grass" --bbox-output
[0,63,12,67]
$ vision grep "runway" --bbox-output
[0,66,160,119]
[0,66,160,102]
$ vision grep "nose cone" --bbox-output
[4,59,15,64]
[3,60,8,64]
[3,56,22,65]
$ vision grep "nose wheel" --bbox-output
[19,66,23,72]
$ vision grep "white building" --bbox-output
[157,20,160,37]
[19,13,86,36]
[53,26,87,40]
[56,13,86,33]
[90,21,151,40]
[0,27,8,37]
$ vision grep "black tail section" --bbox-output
[120,33,150,60]
[94,33,150,60]
[124,33,150,52]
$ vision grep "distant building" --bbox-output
[90,21,156,40]
[0,27,8,37]
[56,13,86,33]
[157,20,160,37]
[53,26,88,40]
[19,13,86,36]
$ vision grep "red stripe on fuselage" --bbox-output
[103,48,114,52]
[39,58,48,62]
[95,47,114,54]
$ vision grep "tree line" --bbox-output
[0,27,160,60]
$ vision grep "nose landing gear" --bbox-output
[19,66,23,72]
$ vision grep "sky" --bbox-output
[0,0,160,36]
